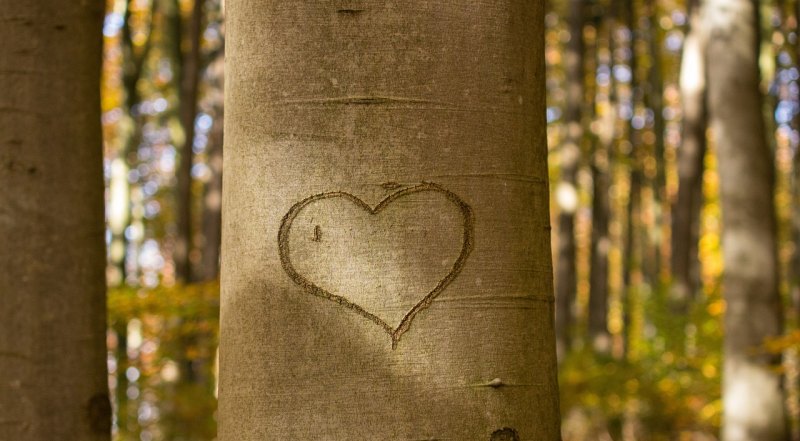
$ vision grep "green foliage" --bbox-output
[108,282,219,440]
[560,282,724,440]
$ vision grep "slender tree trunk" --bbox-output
[220,1,561,439]
[588,2,615,355]
[671,0,707,312]
[201,114,224,280]
[793,0,800,336]
[622,0,641,358]
[555,0,584,360]
[705,1,788,439]
[0,2,110,440]
[645,1,666,279]
[173,0,204,284]
[589,152,611,355]
[201,35,225,282]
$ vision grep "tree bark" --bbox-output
[671,0,706,312]
[705,1,788,440]
[555,0,584,361]
[220,1,561,439]
[0,2,110,440]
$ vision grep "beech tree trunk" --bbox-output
[220,1,561,439]
[0,2,110,440]
[705,1,788,439]
[671,0,706,312]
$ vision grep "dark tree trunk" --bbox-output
[646,0,666,279]
[0,1,110,439]
[173,0,204,284]
[621,0,641,358]
[201,118,223,280]
[200,32,225,282]
[587,0,615,355]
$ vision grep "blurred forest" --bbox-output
[99,0,800,440]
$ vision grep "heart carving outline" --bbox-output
[277,182,474,349]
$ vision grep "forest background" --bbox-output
[97,0,800,439]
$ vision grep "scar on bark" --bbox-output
[381,181,403,190]
[490,427,520,441]
[336,8,364,15]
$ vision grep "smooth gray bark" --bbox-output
[0,1,110,439]
[220,1,561,439]
[705,0,788,439]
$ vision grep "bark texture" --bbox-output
[0,1,110,440]
[705,1,788,440]
[220,1,561,439]
[671,0,706,311]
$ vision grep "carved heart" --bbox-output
[278,182,474,348]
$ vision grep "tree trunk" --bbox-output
[645,0,666,280]
[589,133,612,355]
[0,2,110,440]
[587,0,616,356]
[220,1,561,439]
[793,0,800,342]
[705,0,788,439]
[200,31,225,282]
[173,0,204,284]
[671,0,707,312]
[555,0,584,360]
[201,112,224,280]
[622,0,641,359]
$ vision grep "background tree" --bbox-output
[705,0,788,439]
[671,0,706,314]
[219,0,561,439]
[587,0,615,356]
[556,0,585,360]
[0,1,110,439]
